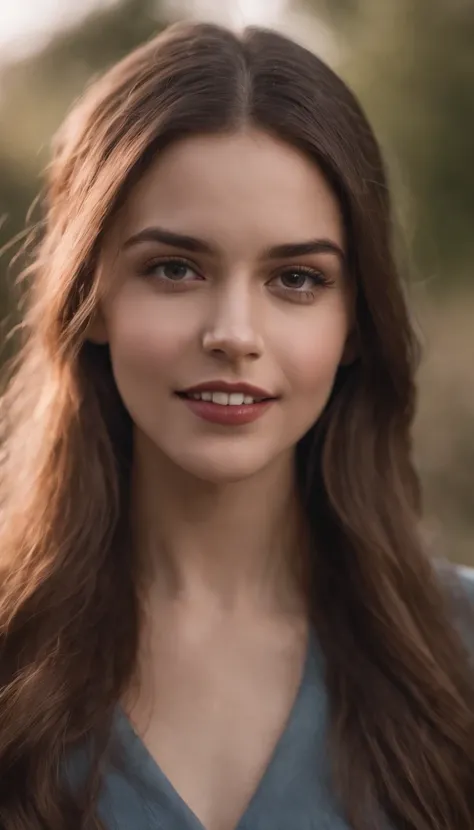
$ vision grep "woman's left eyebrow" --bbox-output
[264,238,345,263]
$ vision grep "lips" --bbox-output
[174,380,278,426]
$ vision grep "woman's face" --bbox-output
[95,128,353,483]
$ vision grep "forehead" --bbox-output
[116,128,345,252]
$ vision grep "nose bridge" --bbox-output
[216,268,255,327]
[202,267,263,358]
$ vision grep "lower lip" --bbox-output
[177,395,275,425]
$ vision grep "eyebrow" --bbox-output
[122,225,345,263]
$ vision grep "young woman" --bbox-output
[0,20,472,830]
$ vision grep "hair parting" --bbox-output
[0,20,472,830]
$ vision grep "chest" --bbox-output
[123,624,308,830]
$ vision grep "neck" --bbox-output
[131,430,310,617]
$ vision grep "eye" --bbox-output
[140,257,201,282]
[270,266,333,297]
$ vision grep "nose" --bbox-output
[201,281,264,363]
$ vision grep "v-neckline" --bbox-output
[113,628,317,830]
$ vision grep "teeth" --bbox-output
[212,391,231,405]
[186,391,263,405]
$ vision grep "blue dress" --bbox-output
[68,568,474,830]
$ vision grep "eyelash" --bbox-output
[139,256,334,301]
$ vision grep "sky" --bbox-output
[0,0,287,61]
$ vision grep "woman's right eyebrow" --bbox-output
[121,226,215,255]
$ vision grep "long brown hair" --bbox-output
[0,21,472,830]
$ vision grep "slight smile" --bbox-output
[175,380,279,426]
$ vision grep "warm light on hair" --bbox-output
[0,20,472,830]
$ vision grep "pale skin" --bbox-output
[90,128,353,830]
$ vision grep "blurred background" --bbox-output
[0,0,472,565]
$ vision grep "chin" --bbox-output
[170,446,272,485]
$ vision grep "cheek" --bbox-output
[105,295,190,381]
[276,304,349,396]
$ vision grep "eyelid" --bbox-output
[140,254,203,278]
[271,264,335,286]
[138,256,335,291]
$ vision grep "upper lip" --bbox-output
[177,380,277,399]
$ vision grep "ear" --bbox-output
[85,305,108,345]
